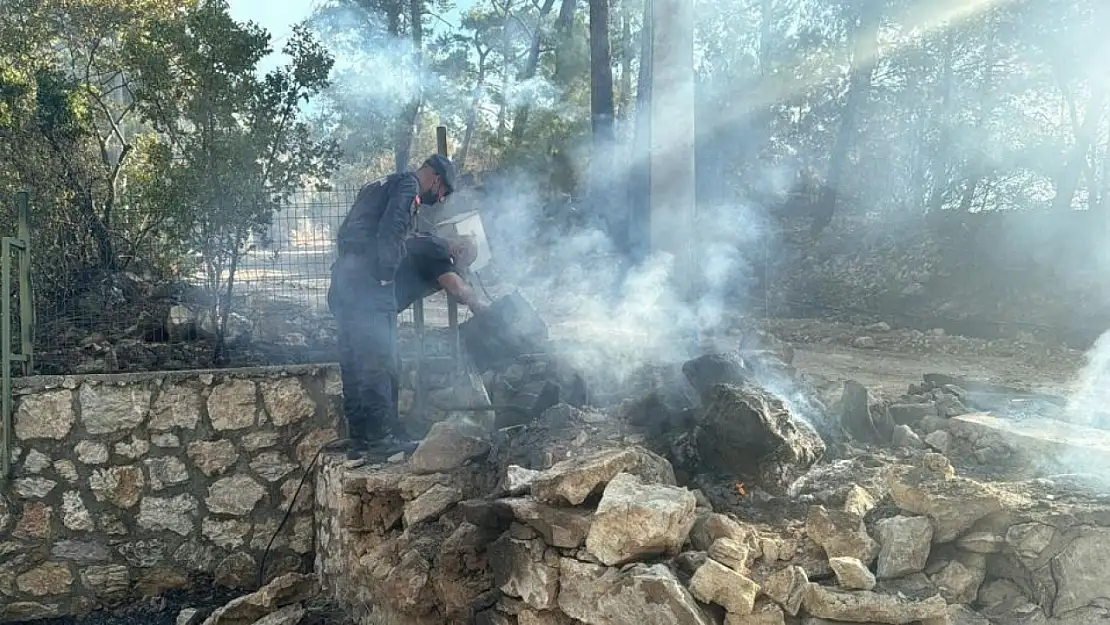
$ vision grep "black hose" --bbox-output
[256,437,350,589]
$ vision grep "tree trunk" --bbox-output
[458,46,490,172]
[758,0,772,76]
[394,0,423,173]
[616,0,632,119]
[553,0,577,82]
[927,29,955,214]
[626,0,653,260]
[509,0,558,144]
[812,0,881,234]
[1051,83,1107,213]
[589,0,615,149]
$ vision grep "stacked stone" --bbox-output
[0,366,340,623]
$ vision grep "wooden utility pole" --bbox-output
[646,0,696,296]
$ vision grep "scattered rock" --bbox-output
[802,583,947,624]
[505,465,540,495]
[409,419,490,474]
[689,512,751,551]
[892,425,925,449]
[595,563,713,625]
[585,472,697,566]
[841,381,879,442]
[875,515,933,579]
[828,556,876,590]
[497,498,593,549]
[689,558,760,614]
[708,537,750,572]
[931,559,983,604]
[16,562,73,596]
[888,465,1005,542]
[888,403,938,426]
[489,535,559,610]
[806,505,879,564]
[532,446,675,506]
[403,484,463,526]
[200,572,315,625]
[725,601,786,625]
[761,566,808,616]
[924,430,949,453]
[695,384,825,494]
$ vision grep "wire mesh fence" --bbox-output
[13,186,469,375]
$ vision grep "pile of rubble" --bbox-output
[305,342,1110,625]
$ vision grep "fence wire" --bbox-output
[21,186,465,375]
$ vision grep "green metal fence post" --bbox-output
[2,191,32,480]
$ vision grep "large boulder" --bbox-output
[693,384,825,493]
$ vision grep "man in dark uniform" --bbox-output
[395,234,491,314]
[328,155,456,457]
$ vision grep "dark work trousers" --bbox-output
[328,256,399,444]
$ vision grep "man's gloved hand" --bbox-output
[374,266,396,285]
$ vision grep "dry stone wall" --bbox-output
[0,364,346,623]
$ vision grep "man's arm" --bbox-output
[437,272,491,311]
[375,174,420,282]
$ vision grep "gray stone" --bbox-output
[806,505,879,565]
[114,435,151,460]
[14,477,56,499]
[931,559,983,604]
[152,433,181,448]
[280,478,313,513]
[489,535,559,610]
[22,449,51,474]
[15,390,74,440]
[16,562,73,596]
[403,484,463,526]
[137,494,198,536]
[176,608,201,625]
[888,403,938,425]
[75,440,109,465]
[213,552,257,589]
[173,540,217,572]
[828,556,876,590]
[708,537,750,572]
[1050,526,1110,615]
[60,492,94,531]
[202,518,252,549]
[53,460,78,482]
[0,602,60,621]
[0,494,10,533]
[924,430,950,453]
[150,385,202,431]
[888,465,1003,543]
[253,604,307,625]
[207,380,258,431]
[533,447,676,506]
[260,378,316,426]
[505,465,540,495]
[146,456,190,491]
[497,498,593,549]
[1005,522,1056,561]
[761,566,808,616]
[118,540,167,568]
[187,440,240,477]
[956,531,1004,553]
[585,473,696,566]
[97,512,127,536]
[689,558,760,614]
[875,515,933,579]
[82,565,130,597]
[51,539,110,563]
[206,475,266,516]
[249,451,296,483]
[89,465,145,508]
[802,583,946,624]
[593,563,712,625]
[893,424,925,449]
[409,419,490,474]
[79,383,152,434]
[290,516,313,554]
[241,431,279,452]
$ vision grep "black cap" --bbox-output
[423,155,457,195]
